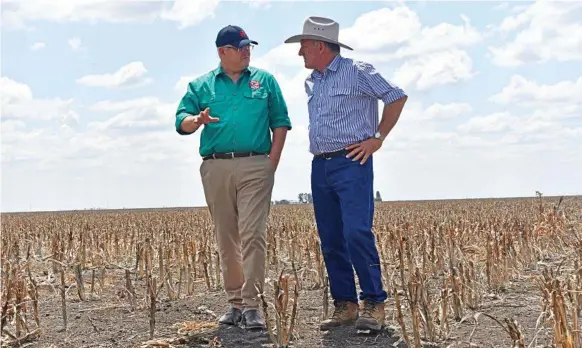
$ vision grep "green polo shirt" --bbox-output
[175,65,292,157]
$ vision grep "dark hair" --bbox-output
[313,40,340,53]
[324,41,340,53]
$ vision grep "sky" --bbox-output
[1,0,581,212]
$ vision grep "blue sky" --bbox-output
[2,0,581,212]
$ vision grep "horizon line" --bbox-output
[2,193,580,215]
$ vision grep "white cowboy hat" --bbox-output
[284,16,353,51]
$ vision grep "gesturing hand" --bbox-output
[197,108,219,125]
[345,138,383,165]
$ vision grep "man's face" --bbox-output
[298,39,320,69]
[220,44,252,70]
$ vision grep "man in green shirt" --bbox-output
[175,24,292,330]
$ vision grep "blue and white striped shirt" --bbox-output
[304,54,407,155]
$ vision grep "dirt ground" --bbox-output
[5,266,556,348]
[6,197,579,348]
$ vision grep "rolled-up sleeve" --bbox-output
[356,61,407,104]
[267,74,292,131]
[175,82,200,135]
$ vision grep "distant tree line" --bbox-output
[273,191,383,205]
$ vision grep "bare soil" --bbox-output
[7,266,555,348]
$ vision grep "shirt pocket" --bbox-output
[200,93,228,118]
[243,88,269,117]
[327,85,358,113]
[200,93,227,107]
[328,86,357,97]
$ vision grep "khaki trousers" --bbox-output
[200,154,275,309]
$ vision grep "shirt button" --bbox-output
[234,107,237,110]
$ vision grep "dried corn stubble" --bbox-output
[257,263,300,348]
[172,320,217,335]
[1,195,580,347]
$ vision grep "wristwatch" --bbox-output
[374,131,386,141]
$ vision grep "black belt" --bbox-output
[313,149,350,159]
[202,151,267,161]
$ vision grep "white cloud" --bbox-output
[1,0,229,30]
[253,43,305,73]
[457,74,582,153]
[340,7,422,50]
[76,61,152,89]
[490,75,582,109]
[1,1,165,30]
[68,37,82,51]
[248,0,271,10]
[159,0,220,30]
[1,77,33,104]
[457,112,517,133]
[1,78,195,187]
[254,17,581,203]
[3,3,581,212]
[274,6,481,91]
[380,101,483,151]
[488,1,582,66]
[1,77,79,125]
[30,42,45,51]
[423,102,472,120]
[392,49,476,91]
[389,15,482,60]
[175,76,196,92]
[257,5,483,71]
[1,78,82,168]
[457,110,582,150]
[87,97,176,131]
[337,7,482,62]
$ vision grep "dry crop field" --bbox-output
[1,194,581,348]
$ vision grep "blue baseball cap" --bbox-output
[215,25,258,48]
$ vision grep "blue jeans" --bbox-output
[311,154,387,305]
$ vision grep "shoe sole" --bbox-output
[241,318,265,330]
[355,322,383,332]
[218,315,242,326]
[320,319,356,331]
[219,320,239,325]
[245,326,265,330]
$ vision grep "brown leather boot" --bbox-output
[319,301,359,331]
[355,300,385,332]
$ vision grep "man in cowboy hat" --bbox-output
[284,16,408,332]
[175,24,292,330]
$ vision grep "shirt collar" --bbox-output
[214,64,250,77]
[311,54,341,78]
[327,54,341,71]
